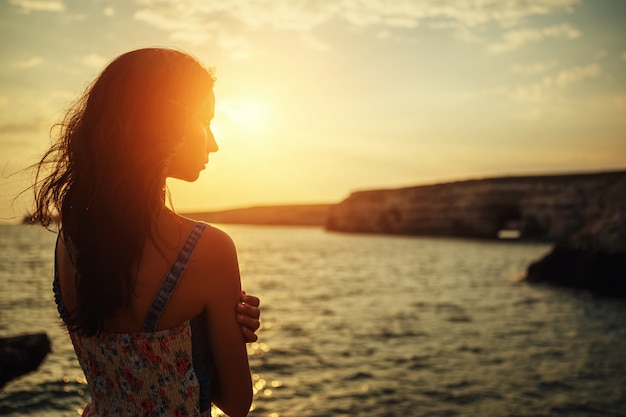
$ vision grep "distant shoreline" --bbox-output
[182,203,334,227]
[181,169,626,231]
[14,169,625,228]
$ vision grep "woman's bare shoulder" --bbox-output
[178,223,241,310]
[169,214,235,254]
[195,223,237,259]
[171,217,239,278]
[199,223,234,245]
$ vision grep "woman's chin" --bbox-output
[187,172,202,182]
[170,171,202,182]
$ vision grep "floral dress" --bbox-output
[54,223,213,417]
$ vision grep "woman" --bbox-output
[32,48,257,416]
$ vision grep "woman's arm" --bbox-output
[199,228,252,417]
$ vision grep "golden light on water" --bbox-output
[251,372,284,402]
[246,341,271,356]
[253,378,265,395]
[210,372,284,416]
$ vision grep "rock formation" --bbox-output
[326,171,626,241]
[0,332,51,389]
[525,174,626,296]
[326,170,626,295]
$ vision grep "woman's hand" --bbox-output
[237,292,261,343]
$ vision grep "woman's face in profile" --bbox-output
[166,91,218,182]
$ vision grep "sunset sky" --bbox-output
[1,0,625,220]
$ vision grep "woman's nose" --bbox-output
[206,129,218,153]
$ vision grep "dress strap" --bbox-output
[143,222,209,332]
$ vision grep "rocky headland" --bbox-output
[524,173,626,296]
[326,171,626,296]
[175,171,626,296]
[326,171,624,240]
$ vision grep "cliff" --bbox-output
[326,170,626,295]
[524,174,626,296]
[326,171,626,241]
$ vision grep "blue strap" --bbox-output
[143,222,209,332]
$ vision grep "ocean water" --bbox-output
[1,223,625,417]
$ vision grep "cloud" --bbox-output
[511,61,556,75]
[103,6,115,17]
[594,49,607,60]
[12,56,43,69]
[510,79,554,103]
[0,120,43,134]
[554,64,601,88]
[299,33,330,52]
[81,53,107,69]
[133,6,217,45]
[8,0,65,13]
[488,23,580,53]
[510,64,602,102]
[216,33,256,60]
[131,0,582,56]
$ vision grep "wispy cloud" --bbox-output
[594,49,608,60]
[510,64,602,102]
[299,33,330,52]
[8,0,65,13]
[216,34,256,61]
[0,120,44,134]
[511,61,557,75]
[554,64,602,88]
[133,6,217,45]
[488,23,580,53]
[81,53,107,69]
[12,56,43,69]
[131,0,582,57]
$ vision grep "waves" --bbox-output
[0,379,88,416]
[1,224,626,416]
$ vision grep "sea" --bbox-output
[1,223,625,417]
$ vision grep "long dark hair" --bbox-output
[32,48,215,335]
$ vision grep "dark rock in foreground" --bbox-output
[525,176,626,296]
[0,333,51,389]
[525,247,626,296]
